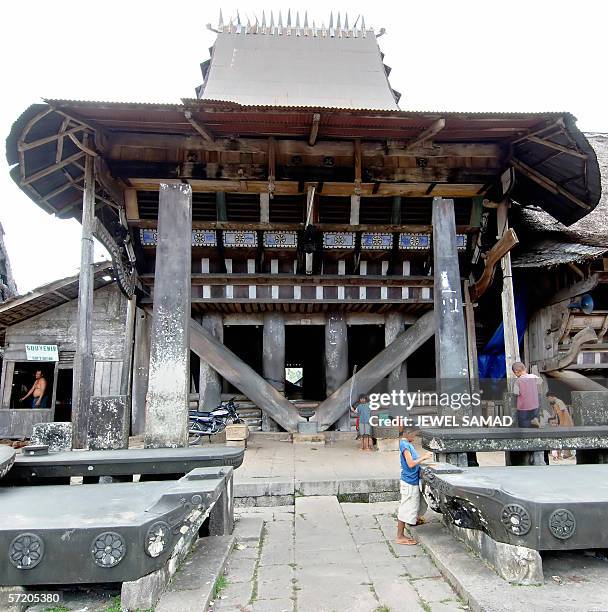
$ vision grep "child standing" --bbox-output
[396,428,432,545]
[352,394,373,451]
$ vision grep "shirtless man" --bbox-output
[20,370,47,408]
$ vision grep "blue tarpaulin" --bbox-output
[478,288,528,379]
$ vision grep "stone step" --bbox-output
[155,535,235,612]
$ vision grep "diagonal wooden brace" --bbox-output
[315,310,436,431]
[189,317,300,432]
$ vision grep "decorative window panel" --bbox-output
[322,232,356,249]
[361,232,393,250]
[223,230,258,247]
[263,231,298,248]
[192,230,217,247]
[140,229,158,246]
[456,234,468,251]
[399,233,430,250]
[140,229,216,247]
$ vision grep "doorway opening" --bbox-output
[285,325,325,400]
[223,325,263,394]
[54,368,73,421]
[348,325,385,395]
[9,362,54,409]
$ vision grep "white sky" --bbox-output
[1,0,607,293]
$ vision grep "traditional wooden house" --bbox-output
[4,13,605,446]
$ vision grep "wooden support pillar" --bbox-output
[71,152,96,449]
[385,312,407,394]
[325,313,350,431]
[199,313,224,411]
[497,201,520,382]
[316,310,436,430]
[216,192,227,222]
[118,295,137,436]
[464,280,480,399]
[262,313,285,431]
[391,196,402,225]
[432,197,470,416]
[131,307,151,436]
[260,192,270,224]
[350,195,360,225]
[144,184,192,448]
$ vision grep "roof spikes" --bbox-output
[215,11,376,38]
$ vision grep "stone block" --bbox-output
[376,437,400,452]
[448,523,542,585]
[369,491,400,502]
[571,391,608,426]
[226,423,249,441]
[30,422,72,452]
[226,439,247,447]
[88,395,129,450]
[297,420,318,434]
[292,433,325,445]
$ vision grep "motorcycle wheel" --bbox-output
[188,420,206,445]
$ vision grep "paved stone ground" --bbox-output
[211,499,468,612]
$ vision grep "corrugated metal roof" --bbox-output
[197,31,400,110]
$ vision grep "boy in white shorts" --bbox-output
[397,428,432,545]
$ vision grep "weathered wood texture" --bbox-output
[432,197,470,412]
[144,184,192,448]
[316,310,436,430]
[72,153,96,448]
[3,284,127,363]
[189,318,299,432]
[199,313,224,411]
[325,313,350,431]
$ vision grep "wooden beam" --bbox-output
[541,327,598,372]
[404,118,445,150]
[184,111,214,142]
[469,228,519,301]
[511,158,591,210]
[68,132,98,157]
[18,125,88,152]
[497,202,520,379]
[127,177,488,198]
[21,151,85,186]
[125,188,139,220]
[308,113,321,146]
[525,136,587,160]
[354,138,362,195]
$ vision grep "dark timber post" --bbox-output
[262,313,285,431]
[144,183,192,448]
[199,313,224,411]
[325,313,350,431]
[385,312,407,394]
[432,197,470,416]
[131,307,151,436]
[71,152,96,449]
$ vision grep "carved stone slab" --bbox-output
[8,446,244,483]
[421,463,608,551]
[0,466,232,586]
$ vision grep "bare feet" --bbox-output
[396,537,417,545]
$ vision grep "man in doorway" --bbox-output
[20,370,48,408]
[511,362,542,428]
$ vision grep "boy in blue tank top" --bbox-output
[397,428,433,545]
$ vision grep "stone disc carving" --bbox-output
[501,504,531,536]
[549,509,576,540]
[9,533,44,569]
[91,532,126,567]
[145,521,171,558]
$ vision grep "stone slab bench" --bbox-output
[0,466,234,591]
[4,446,245,484]
[0,446,15,480]
[421,426,608,466]
[420,463,608,584]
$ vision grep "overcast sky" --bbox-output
[1,0,606,293]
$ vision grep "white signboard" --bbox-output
[25,344,59,362]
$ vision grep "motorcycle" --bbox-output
[188,398,243,444]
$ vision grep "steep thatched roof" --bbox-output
[518,133,608,246]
